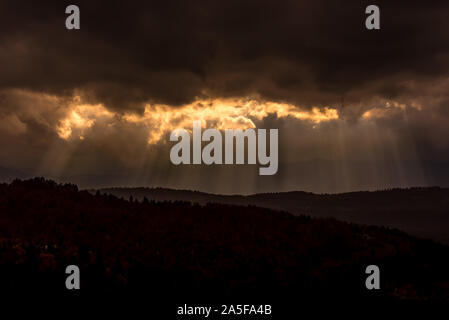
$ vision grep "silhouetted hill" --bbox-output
[0,177,448,306]
[96,186,449,244]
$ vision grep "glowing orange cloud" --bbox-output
[361,99,421,120]
[124,98,339,144]
[57,97,339,144]
[57,101,114,140]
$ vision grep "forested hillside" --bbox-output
[0,178,448,303]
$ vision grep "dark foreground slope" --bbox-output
[1,178,449,308]
[98,187,449,244]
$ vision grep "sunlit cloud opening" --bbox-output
[362,99,421,120]
[123,98,339,144]
[56,97,339,144]
[57,102,114,140]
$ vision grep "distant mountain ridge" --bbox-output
[94,186,449,244]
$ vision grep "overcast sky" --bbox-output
[1,0,449,194]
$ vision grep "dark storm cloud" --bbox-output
[1,0,449,193]
[1,0,449,112]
